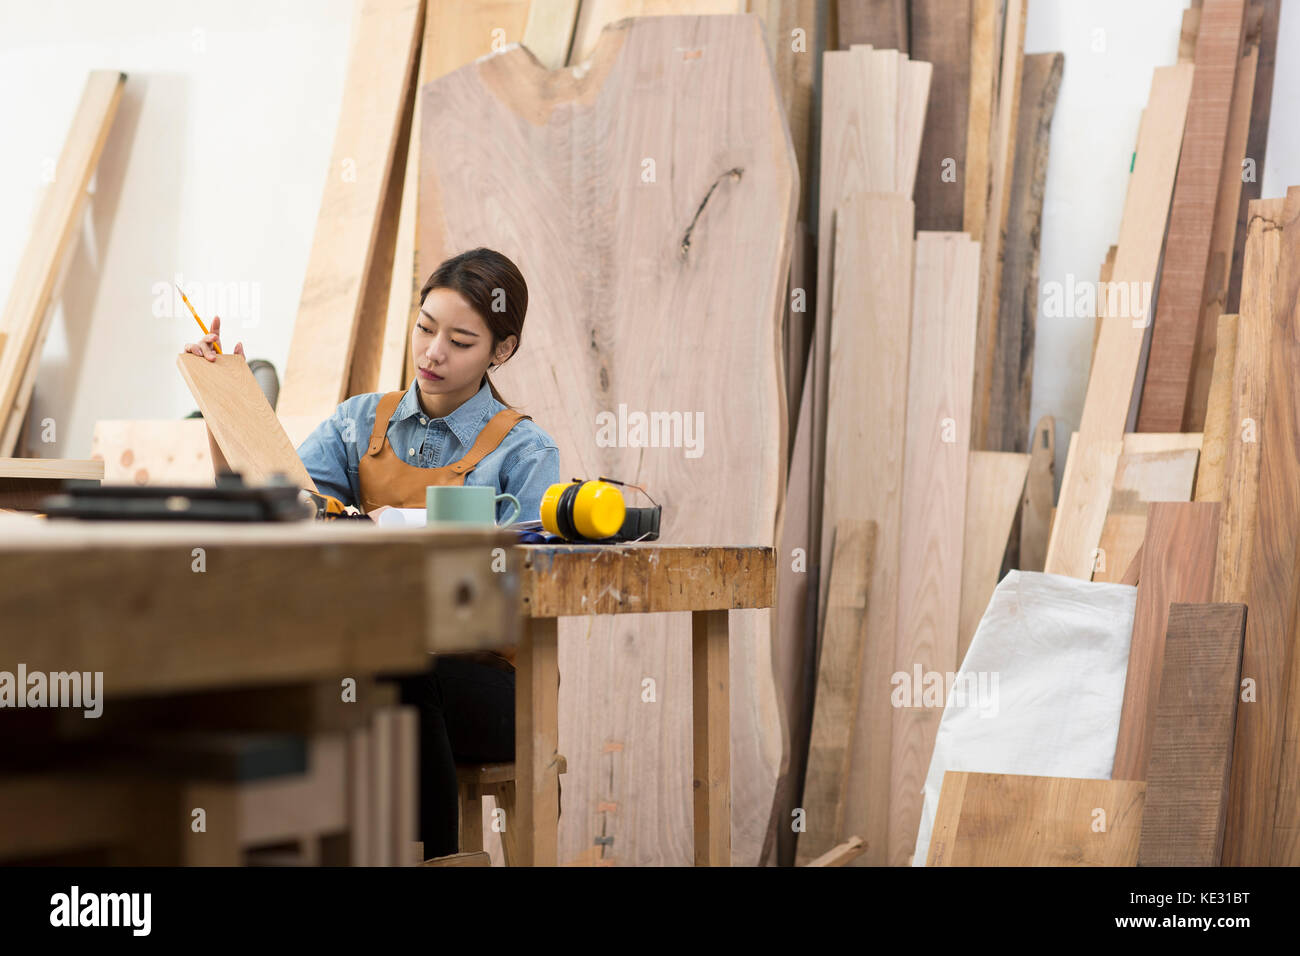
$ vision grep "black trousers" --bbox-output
[395,655,515,858]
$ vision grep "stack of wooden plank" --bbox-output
[920,0,1293,867]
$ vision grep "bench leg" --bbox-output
[515,616,559,865]
[692,609,730,866]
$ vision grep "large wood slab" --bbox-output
[0,71,124,451]
[1137,0,1245,433]
[1138,602,1246,867]
[1112,501,1220,780]
[418,15,793,865]
[795,520,875,865]
[1044,66,1194,579]
[824,194,912,868]
[1223,186,1300,865]
[927,772,1146,867]
[890,231,979,866]
[279,0,423,419]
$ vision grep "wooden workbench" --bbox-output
[513,544,776,867]
[0,516,517,865]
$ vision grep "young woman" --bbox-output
[183,247,560,858]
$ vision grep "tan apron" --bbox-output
[358,388,530,667]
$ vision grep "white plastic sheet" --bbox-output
[911,570,1137,865]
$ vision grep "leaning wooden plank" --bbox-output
[1090,244,1119,366]
[1225,0,1281,313]
[0,71,125,443]
[957,451,1030,664]
[795,519,876,865]
[1184,44,1257,431]
[523,0,580,68]
[278,0,423,419]
[836,0,907,51]
[1222,185,1300,866]
[0,459,103,481]
[826,195,913,868]
[567,0,746,64]
[1018,415,1055,572]
[406,0,534,388]
[970,0,1027,451]
[924,769,968,866]
[1137,0,1245,433]
[1180,0,1204,62]
[962,0,996,238]
[1138,602,1246,866]
[1212,198,1283,605]
[1093,439,1200,584]
[895,57,932,198]
[420,15,794,865]
[765,348,815,868]
[986,52,1062,456]
[890,231,979,866]
[928,772,1146,867]
[1194,314,1240,500]
[176,354,316,492]
[804,835,866,867]
[814,47,902,616]
[1112,501,1220,780]
[1044,65,1194,579]
[909,0,970,232]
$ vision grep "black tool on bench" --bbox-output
[41,473,315,522]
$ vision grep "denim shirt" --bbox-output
[296,376,560,523]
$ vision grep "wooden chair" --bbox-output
[454,756,566,865]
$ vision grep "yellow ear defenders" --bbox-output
[540,476,661,543]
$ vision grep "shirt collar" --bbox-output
[391,375,500,448]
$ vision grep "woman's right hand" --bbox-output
[181,314,245,362]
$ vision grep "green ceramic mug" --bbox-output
[426,485,520,527]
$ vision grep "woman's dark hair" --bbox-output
[419,247,528,408]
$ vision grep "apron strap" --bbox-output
[446,409,532,477]
[365,391,407,457]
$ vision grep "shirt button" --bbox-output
[408,447,415,456]
[420,417,427,425]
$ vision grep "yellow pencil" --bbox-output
[176,282,222,354]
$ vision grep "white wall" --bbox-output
[1,0,1297,471]
[1026,0,1298,489]
[0,0,354,458]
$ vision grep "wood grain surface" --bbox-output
[890,231,979,866]
[418,15,794,865]
[1138,602,1246,866]
[1112,501,1220,780]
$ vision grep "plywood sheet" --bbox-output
[824,194,912,867]
[957,451,1030,664]
[795,519,875,865]
[1138,602,1246,867]
[418,15,794,865]
[890,231,979,866]
[1137,0,1245,433]
[927,772,1146,866]
[1044,65,1194,579]
[176,354,316,493]
[1112,501,1220,780]
[278,0,423,419]
[0,71,125,449]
